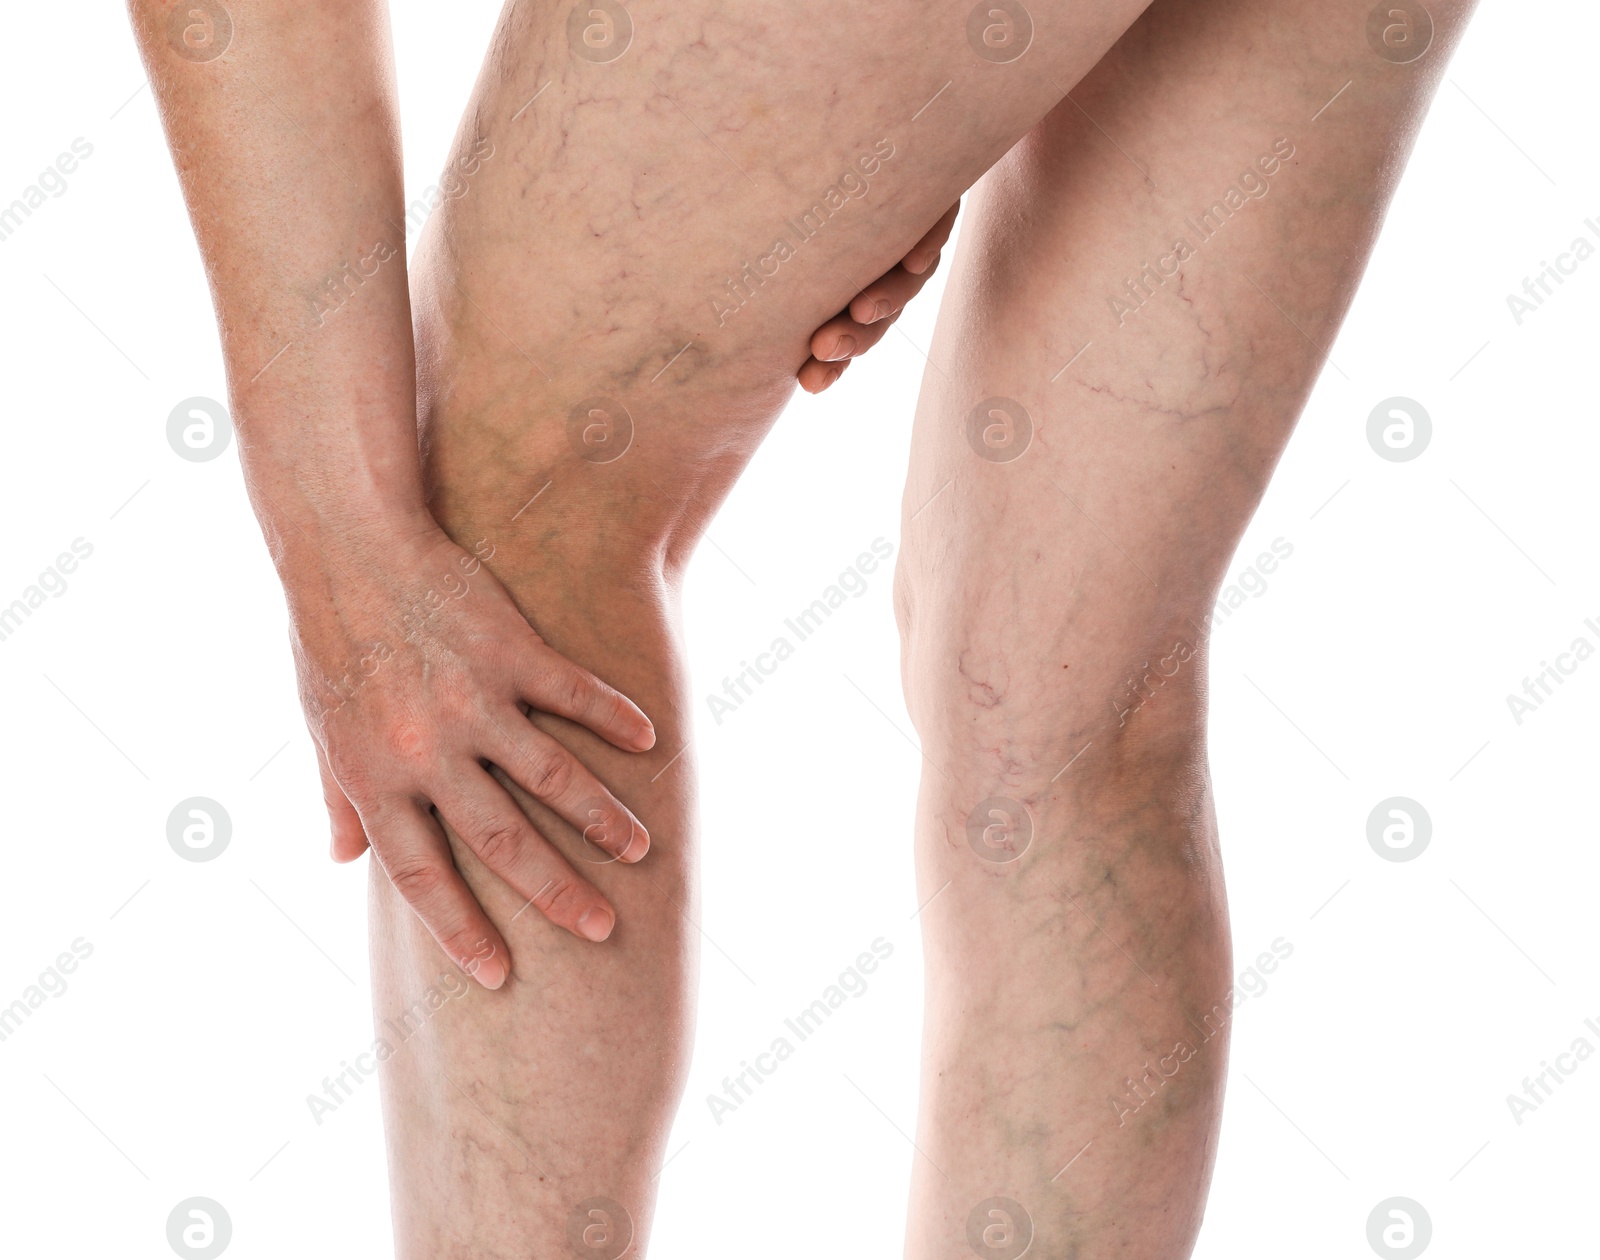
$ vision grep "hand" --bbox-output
[289,520,656,989]
[797,200,961,394]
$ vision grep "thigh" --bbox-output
[897,0,1478,764]
[409,0,1153,572]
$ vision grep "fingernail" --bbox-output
[905,252,929,274]
[825,334,856,361]
[635,721,657,751]
[474,954,508,990]
[622,822,649,863]
[577,906,614,942]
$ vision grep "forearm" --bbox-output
[127,2,660,989]
[128,0,427,567]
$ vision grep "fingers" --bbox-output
[801,297,906,393]
[841,201,959,334]
[481,708,649,864]
[369,801,513,989]
[317,739,370,862]
[796,202,960,394]
[797,353,852,395]
[846,259,940,327]
[902,199,960,275]
[435,771,618,944]
[809,301,903,368]
[517,642,656,753]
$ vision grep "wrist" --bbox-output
[255,480,440,581]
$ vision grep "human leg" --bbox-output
[371,1,1172,1254]
[895,1,1475,1254]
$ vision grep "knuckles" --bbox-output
[387,856,447,902]
[439,924,494,974]
[532,875,585,921]
[521,745,574,800]
[525,661,593,720]
[387,718,440,764]
[470,819,526,867]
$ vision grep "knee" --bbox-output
[894,539,1210,776]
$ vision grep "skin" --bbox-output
[128,0,1474,1254]
[898,3,1475,1250]
[127,0,946,980]
[378,2,1150,1249]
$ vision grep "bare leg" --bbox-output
[895,0,1474,1255]
[371,0,1162,1254]
[367,0,1477,1251]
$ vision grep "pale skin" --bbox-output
[129,0,1473,1254]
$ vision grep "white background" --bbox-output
[1,1,1596,1256]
